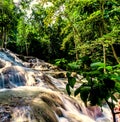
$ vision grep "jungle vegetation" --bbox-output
[0,0,120,121]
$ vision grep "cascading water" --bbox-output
[0,48,118,122]
[12,106,36,122]
[0,73,5,88]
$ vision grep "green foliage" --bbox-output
[90,62,105,69]
[66,84,71,96]
[66,72,76,95]
[0,1,120,121]
[66,62,120,111]
[66,62,120,122]
[45,0,120,64]
[1,0,119,65]
[54,58,68,70]
[67,60,81,71]
[0,0,19,49]
[75,84,91,106]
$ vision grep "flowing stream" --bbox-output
[0,48,118,122]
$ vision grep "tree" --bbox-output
[44,0,120,66]
[0,0,18,49]
[28,3,65,61]
[17,17,29,55]
[27,4,52,60]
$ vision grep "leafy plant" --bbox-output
[54,58,68,70]
[66,62,120,122]
[67,60,81,72]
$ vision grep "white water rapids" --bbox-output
[0,48,118,122]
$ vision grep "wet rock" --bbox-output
[31,98,59,122]
[49,71,66,78]
[0,59,6,68]
[55,107,63,117]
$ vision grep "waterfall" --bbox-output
[0,49,119,122]
[12,106,36,122]
[0,73,5,88]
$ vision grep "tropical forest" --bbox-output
[0,0,120,122]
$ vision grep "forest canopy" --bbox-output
[0,0,120,66]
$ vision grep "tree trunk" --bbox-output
[66,15,81,61]
[73,28,79,60]
[4,27,8,50]
[2,27,4,48]
[0,27,3,48]
[112,109,116,122]
[1,0,4,48]
[99,25,106,72]
[103,44,106,73]
[111,44,120,64]
[25,42,29,56]
[100,0,107,73]
[100,0,120,64]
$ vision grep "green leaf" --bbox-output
[74,86,81,96]
[89,70,101,76]
[90,62,105,69]
[110,94,118,102]
[113,76,120,81]
[66,84,71,96]
[68,62,80,70]
[80,86,91,104]
[106,66,113,71]
[66,72,71,77]
[68,77,76,88]
[115,64,120,68]
[115,82,120,92]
